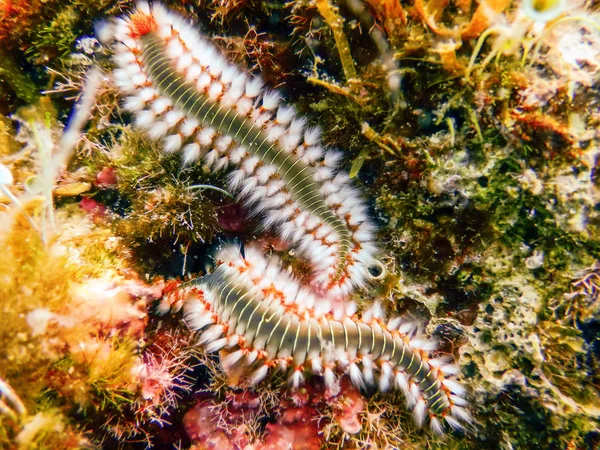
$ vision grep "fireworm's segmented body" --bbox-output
[163,245,470,433]
[110,1,380,309]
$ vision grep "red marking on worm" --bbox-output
[128,11,157,38]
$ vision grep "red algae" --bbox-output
[95,166,118,188]
[182,376,367,449]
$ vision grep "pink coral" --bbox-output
[183,376,366,449]
[79,197,108,220]
[95,166,118,188]
[132,331,198,427]
[260,405,322,450]
[183,398,245,450]
[331,378,365,435]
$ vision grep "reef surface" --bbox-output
[0,0,599,449]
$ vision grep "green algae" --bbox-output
[0,49,39,105]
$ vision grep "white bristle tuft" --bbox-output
[443,379,468,396]
[408,382,421,409]
[95,19,115,45]
[157,25,172,39]
[186,64,202,81]
[205,337,228,353]
[198,324,224,345]
[361,355,375,385]
[147,121,169,140]
[226,334,240,347]
[152,98,172,115]
[289,117,306,136]
[335,350,350,368]
[208,82,224,100]
[430,416,445,435]
[311,357,323,374]
[362,308,373,323]
[184,307,213,330]
[261,91,280,110]
[323,150,342,168]
[198,128,216,146]
[235,97,253,115]
[165,110,184,127]
[277,359,289,372]
[125,62,142,75]
[164,134,182,153]
[450,394,469,407]
[124,96,145,112]
[387,316,402,330]
[136,1,150,14]
[229,146,247,165]
[135,110,155,129]
[282,134,300,152]
[378,362,393,392]
[266,125,286,142]
[245,349,259,365]
[215,135,233,152]
[413,399,427,427]
[276,106,295,125]
[303,127,321,146]
[131,73,147,87]
[345,301,358,316]
[208,58,226,77]
[324,367,337,390]
[290,369,304,389]
[444,414,464,432]
[220,66,237,84]
[399,322,419,336]
[349,363,365,390]
[332,303,346,321]
[410,338,438,352]
[245,77,264,97]
[303,146,323,164]
[138,87,157,102]
[428,357,451,368]
[440,364,461,376]
[372,301,385,319]
[450,405,472,424]
[197,73,212,91]
[167,38,184,60]
[182,143,202,164]
[313,166,333,182]
[181,119,199,137]
[176,52,193,71]
[191,45,216,67]
[248,364,269,386]
[215,156,229,171]
[156,299,173,315]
